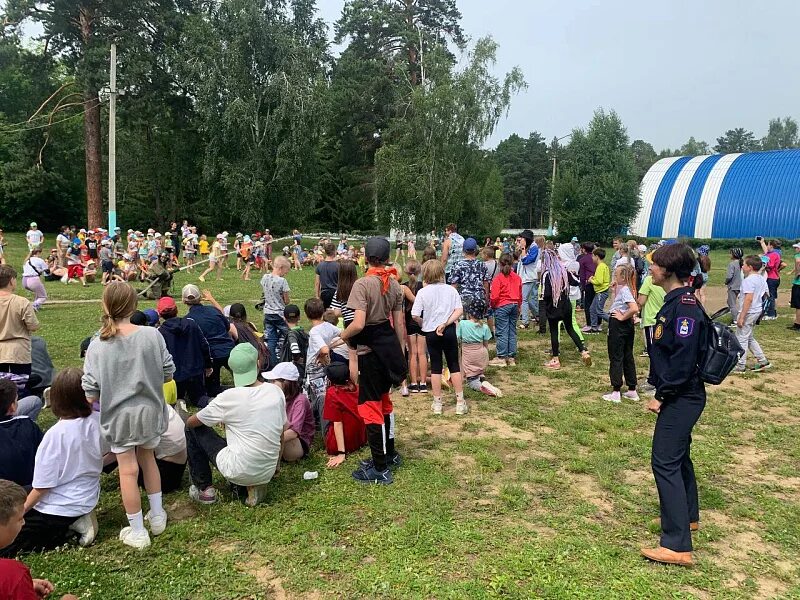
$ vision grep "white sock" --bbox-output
[456,392,465,404]
[147,492,164,515]
[127,510,145,532]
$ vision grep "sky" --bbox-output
[318,0,800,150]
[15,0,800,151]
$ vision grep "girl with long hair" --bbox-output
[330,260,358,328]
[602,264,640,403]
[539,249,592,369]
[489,253,522,367]
[401,260,428,394]
[82,282,175,549]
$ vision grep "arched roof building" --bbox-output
[632,149,800,239]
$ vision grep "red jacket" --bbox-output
[490,271,523,308]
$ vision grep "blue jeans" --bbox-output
[589,291,609,328]
[494,304,519,358]
[521,281,539,325]
[263,313,289,366]
[765,278,779,317]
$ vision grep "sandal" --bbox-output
[544,357,561,370]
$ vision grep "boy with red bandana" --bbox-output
[340,238,407,484]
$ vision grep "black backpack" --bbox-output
[280,328,309,381]
[697,303,744,385]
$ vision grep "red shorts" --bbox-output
[68,264,84,278]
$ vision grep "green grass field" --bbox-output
[2,232,799,599]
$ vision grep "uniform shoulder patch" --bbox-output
[680,294,697,305]
[654,323,664,340]
[676,317,695,337]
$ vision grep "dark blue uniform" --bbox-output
[647,286,707,552]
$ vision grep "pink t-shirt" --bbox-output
[766,251,781,280]
[286,393,315,447]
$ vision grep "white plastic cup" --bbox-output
[303,471,319,480]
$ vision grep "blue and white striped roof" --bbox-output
[632,149,800,239]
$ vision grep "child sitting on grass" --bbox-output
[1,368,102,557]
[602,265,640,403]
[457,306,503,397]
[0,479,79,599]
[0,379,43,488]
[263,362,314,463]
[323,362,367,468]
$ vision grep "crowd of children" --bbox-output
[1,222,797,595]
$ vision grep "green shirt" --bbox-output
[456,319,491,344]
[638,275,666,327]
[592,262,610,293]
[794,252,800,286]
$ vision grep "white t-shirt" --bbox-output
[57,233,71,249]
[156,405,187,460]
[411,282,463,332]
[308,321,348,364]
[26,230,43,246]
[22,256,48,277]
[740,274,768,315]
[196,383,286,486]
[32,413,103,517]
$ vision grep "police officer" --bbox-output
[641,243,707,567]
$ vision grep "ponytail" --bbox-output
[499,253,514,276]
[99,282,138,340]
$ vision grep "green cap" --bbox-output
[228,343,259,387]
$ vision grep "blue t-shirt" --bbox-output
[456,320,491,344]
[187,304,235,359]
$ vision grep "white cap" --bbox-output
[182,284,202,304]
[30,222,37,227]
[793,242,800,249]
[155,232,162,238]
[262,362,300,382]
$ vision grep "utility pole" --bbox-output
[108,43,117,233]
[548,156,557,234]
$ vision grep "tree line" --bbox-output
[1,1,797,240]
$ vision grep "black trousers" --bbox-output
[652,392,705,552]
[185,424,227,490]
[424,324,460,375]
[582,285,596,327]
[104,457,187,494]
[0,509,77,557]
[206,355,230,397]
[607,318,636,391]
[548,314,585,357]
[177,375,211,408]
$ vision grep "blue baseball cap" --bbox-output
[463,237,478,252]
[143,309,160,327]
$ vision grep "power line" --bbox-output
[0,99,105,134]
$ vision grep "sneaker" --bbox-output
[408,383,419,394]
[751,362,772,372]
[43,387,51,408]
[764,315,778,321]
[518,323,529,330]
[640,351,649,358]
[506,358,517,367]
[732,366,747,374]
[488,357,507,367]
[360,453,403,471]
[787,324,800,330]
[189,484,217,505]
[623,391,640,401]
[245,484,269,507]
[580,326,593,333]
[401,385,409,397]
[119,526,151,549]
[352,464,393,485]
[455,401,469,415]
[602,393,621,404]
[480,382,502,397]
[69,511,98,547]
[639,383,656,394]
[145,510,167,536]
[431,399,443,415]
[586,328,601,335]
[417,382,428,393]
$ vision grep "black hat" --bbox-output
[326,362,350,385]
[519,229,534,243]
[284,304,300,320]
[365,237,390,263]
